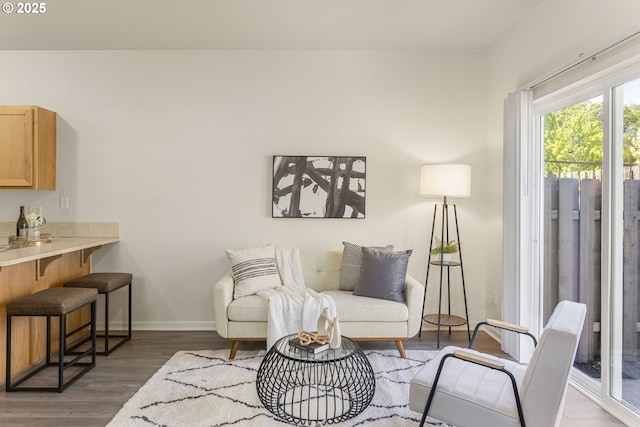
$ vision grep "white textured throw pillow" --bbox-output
[226,245,282,299]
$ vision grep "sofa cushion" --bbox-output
[228,295,269,322]
[300,251,342,292]
[324,291,408,322]
[227,290,408,323]
[225,244,281,299]
[338,241,393,291]
[353,248,412,303]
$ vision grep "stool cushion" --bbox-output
[64,272,132,293]
[7,287,98,316]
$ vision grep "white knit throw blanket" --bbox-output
[258,247,336,349]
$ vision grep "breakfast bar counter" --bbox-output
[0,236,120,269]
[0,228,120,385]
[0,236,120,268]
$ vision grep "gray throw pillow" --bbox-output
[339,241,393,291]
[353,247,412,303]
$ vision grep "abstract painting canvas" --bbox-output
[272,156,366,218]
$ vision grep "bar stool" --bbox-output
[6,287,97,392]
[64,272,132,356]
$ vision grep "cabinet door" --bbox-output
[0,107,34,187]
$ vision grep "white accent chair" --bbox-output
[409,300,587,427]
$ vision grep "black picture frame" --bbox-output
[272,156,366,218]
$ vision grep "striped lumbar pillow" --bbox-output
[226,244,281,298]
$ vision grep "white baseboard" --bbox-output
[482,326,502,344]
[98,321,216,331]
[419,322,502,345]
[117,322,502,339]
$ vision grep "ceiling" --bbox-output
[0,0,543,50]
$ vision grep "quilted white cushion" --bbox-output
[410,345,527,427]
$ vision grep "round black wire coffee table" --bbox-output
[256,334,375,425]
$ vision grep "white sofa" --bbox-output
[213,250,425,359]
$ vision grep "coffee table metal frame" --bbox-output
[256,334,375,425]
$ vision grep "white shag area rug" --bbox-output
[107,349,453,426]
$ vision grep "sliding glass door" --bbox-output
[611,78,640,414]
[542,95,603,382]
[537,74,640,420]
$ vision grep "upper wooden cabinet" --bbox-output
[0,106,57,190]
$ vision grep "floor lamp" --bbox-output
[419,164,471,348]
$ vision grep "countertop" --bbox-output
[0,236,120,267]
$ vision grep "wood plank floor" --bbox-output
[0,330,626,426]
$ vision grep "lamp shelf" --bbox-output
[420,201,471,348]
[429,260,460,267]
[423,313,467,327]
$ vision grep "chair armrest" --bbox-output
[405,274,425,338]
[453,349,505,369]
[213,271,234,338]
[470,319,538,348]
[486,319,530,334]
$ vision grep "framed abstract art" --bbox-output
[272,156,366,218]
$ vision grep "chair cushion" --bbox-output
[410,345,527,427]
[7,287,98,316]
[64,272,132,293]
[353,247,412,303]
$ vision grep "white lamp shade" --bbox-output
[420,164,471,197]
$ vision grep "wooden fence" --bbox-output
[544,173,640,364]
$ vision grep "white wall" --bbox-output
[485,0,640,320]
[0,50,489,329]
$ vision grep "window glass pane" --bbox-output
[618,78,640,412]
[543,95,603,381]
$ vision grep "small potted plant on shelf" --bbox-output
[429,237,458,263]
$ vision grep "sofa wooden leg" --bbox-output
[229,340,240,360]
[395,340,407,358]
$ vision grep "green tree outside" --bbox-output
[544,100,640,175]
